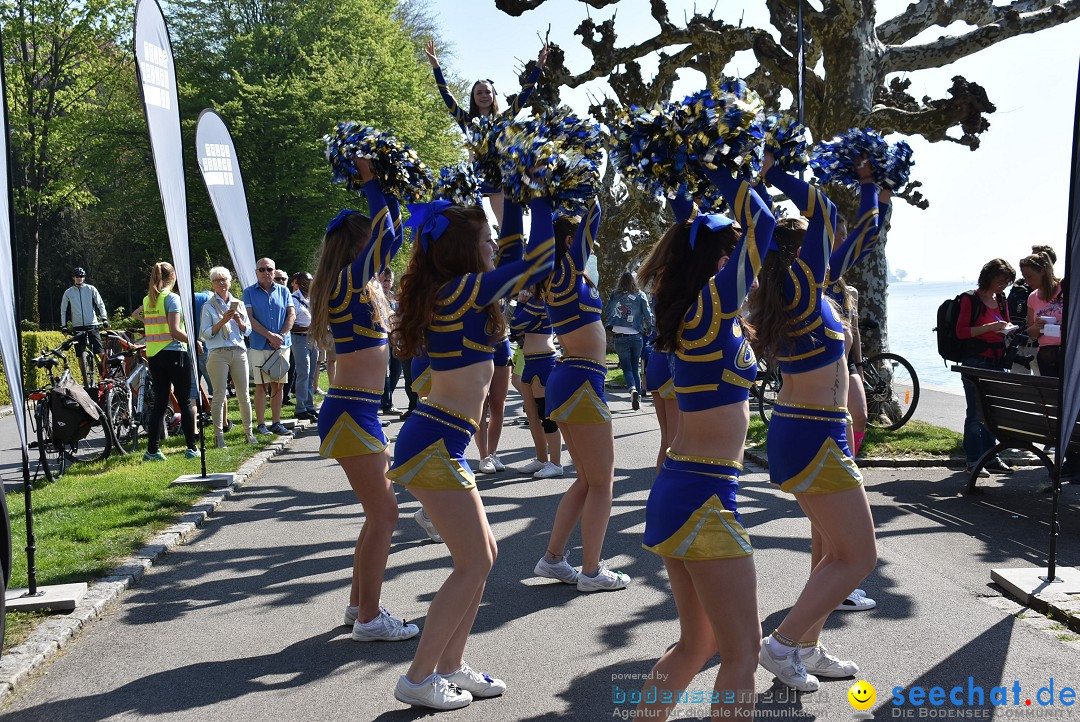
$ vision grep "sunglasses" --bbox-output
[257,267,274,273]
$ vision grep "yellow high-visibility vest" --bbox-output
[143,293,181,357]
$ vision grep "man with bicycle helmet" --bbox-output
[60,266,109,381]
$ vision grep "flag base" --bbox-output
[5,583,88,612]
[992,566,1080,605]
[171,472,234,488]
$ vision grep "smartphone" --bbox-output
[229,300,240,313]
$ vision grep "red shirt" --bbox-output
[956,292,1008,363]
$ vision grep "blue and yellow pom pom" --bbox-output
[759,114,811,172]
[884,140,914,191]
[323,122,433,202]
[810,128,889,187]
[465,114,511,189]
[433,163,484,207]
[496,106,602,207]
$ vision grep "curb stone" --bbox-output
[0,425,306,703]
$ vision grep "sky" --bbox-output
[428,0,1080,283]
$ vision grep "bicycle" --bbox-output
[752,358,782,425]
[67,326,105,389]
[861,351,920,431]
[101,331,149,454]
[27,338,113,483]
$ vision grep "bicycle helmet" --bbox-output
[72,267,86,277]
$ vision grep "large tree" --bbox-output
[499,0,1080,354]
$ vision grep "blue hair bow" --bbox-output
[688,213,735,250]
[405,200,453,251]
[327,209,358,236]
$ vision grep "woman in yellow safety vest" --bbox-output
[132,261,198,461]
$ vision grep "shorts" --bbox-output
[645,348,675,400]
[249,346,292,385]
[545,357,611,425]
[73,326,104,356]
[493,337,512,367]
[643,452,753,560]
[767,402,863,494]
[317,386,388,458]
[521,351,557,386]
[512,346,525,377]
[388,401,479,490]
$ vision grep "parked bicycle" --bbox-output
[27,337,113,483]
[751,358,782,425]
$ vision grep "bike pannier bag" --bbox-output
[49,376,101,443]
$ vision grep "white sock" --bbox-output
[346,605,358,617]
[768,636,798,657]
[402,673,435,688]
[798,644,820,658]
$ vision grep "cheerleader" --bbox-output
[510,286,563,478]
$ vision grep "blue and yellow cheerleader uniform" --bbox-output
[543,198,610,424]
[760,167,864,495]
[431,64,541,133]
[388,199,555,490]
[511,296,557,386]
[642,171,775,560]
[317,179,402,459]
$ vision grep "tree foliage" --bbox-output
[500,0,1080,352]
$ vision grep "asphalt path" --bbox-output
[1,388,1078,720]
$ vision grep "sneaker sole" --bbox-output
[533,562,579,584]
[393,690,472,710]
[352,628,419,642]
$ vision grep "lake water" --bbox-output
[882,280,977,391]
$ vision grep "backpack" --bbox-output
[49,375,101,443]
[934,291,979,364]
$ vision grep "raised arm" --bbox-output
[764,166,836,282]
[351,175,404,288]
[703,169,776,307]
[828,182,880,280]
[495,199,524,268]
[669,193,696,225]
[475,197,556,306]
[509,63,543,116]
[510,297,545,335]
[568,197,601,271]
[426,40,468,131]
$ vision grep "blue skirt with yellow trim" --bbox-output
[767,403,863,494]
[643,452,753,560]
[645,349,675,400]
[387,401,479,490]
[493,337,512,367]
[410,355,432,398]
[317,386,388,458]
[546,357,611,425]
[522,351,557,386]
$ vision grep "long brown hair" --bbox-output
[392,205,502,358]
[147,261,175,309]
[638,218,743,352]
[1019,252,1059,301]
[467,80,500,119]
[977,258,1016,293]
[310,212,373,351]
[748,216,806,361]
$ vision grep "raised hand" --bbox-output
[537,44,550,69]
[424,39,439,68]
[855,153,875,184]
[353,156,375,183]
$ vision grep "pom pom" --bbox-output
[495,106,602,206]
[323,122,433,202]
[809,128,889,187]
[608,102,690,200]
[464,114,511,189]
[692,83,766,177]
[433,163,484,207]
[758,114,811,172]
[883,140,914,191]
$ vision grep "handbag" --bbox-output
[260,349,290,381]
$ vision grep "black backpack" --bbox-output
[49,376,101,443]
[934,291,979,364]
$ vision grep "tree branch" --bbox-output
[494,0,619,17]
[869,75,995,149]
[883,0,1080,73]
[878,0,1064,46]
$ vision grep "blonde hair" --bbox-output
[148,262,176,309]
[209,266,233,284]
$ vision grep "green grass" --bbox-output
[4,424,277,652]
[747,418,963,458]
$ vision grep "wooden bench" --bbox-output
[953,366,1080,493]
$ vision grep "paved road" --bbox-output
[1,388,1078,720]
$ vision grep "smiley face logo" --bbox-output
[848,680,876,710]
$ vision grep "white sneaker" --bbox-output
[518,458,546,474]
[440,662,507,698]
[351,608,419,641]
[534,462,564,479]
[489,453,506,472]
[344,605,358,627]
[800,643,859,678]
[576,562,631,592]
[394,674,472,710]
[759,637,820,692]
[534,555,580,584]
[414,509,443,543]
[835,590,876,611]
[478,455,497,474]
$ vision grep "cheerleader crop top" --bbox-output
[426,198,555,371]
[510,296,552,335]
[763,167,846,374]
[433,64,542,132]
[672,170,776,409]
[544,198,603,335]
[329,179,403,354]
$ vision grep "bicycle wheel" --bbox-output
[756,364,783,425]
[863,352,920,431]
[107,385,138,454]
[36,402,68,483]
[66,398,112,464]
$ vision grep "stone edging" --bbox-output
[743,447,973,469]
[0,428,305,702]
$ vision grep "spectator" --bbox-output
[243,257,295,436]
[289,271,319,422]
[273,269,295,405]
[956,258,1017,476]
[193,288,213,399]
[60,266,109,383]
[200,266,255,447]
[1021,252,1064,376]
[604,271,653,410]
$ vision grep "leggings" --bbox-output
[147,349,196,453]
